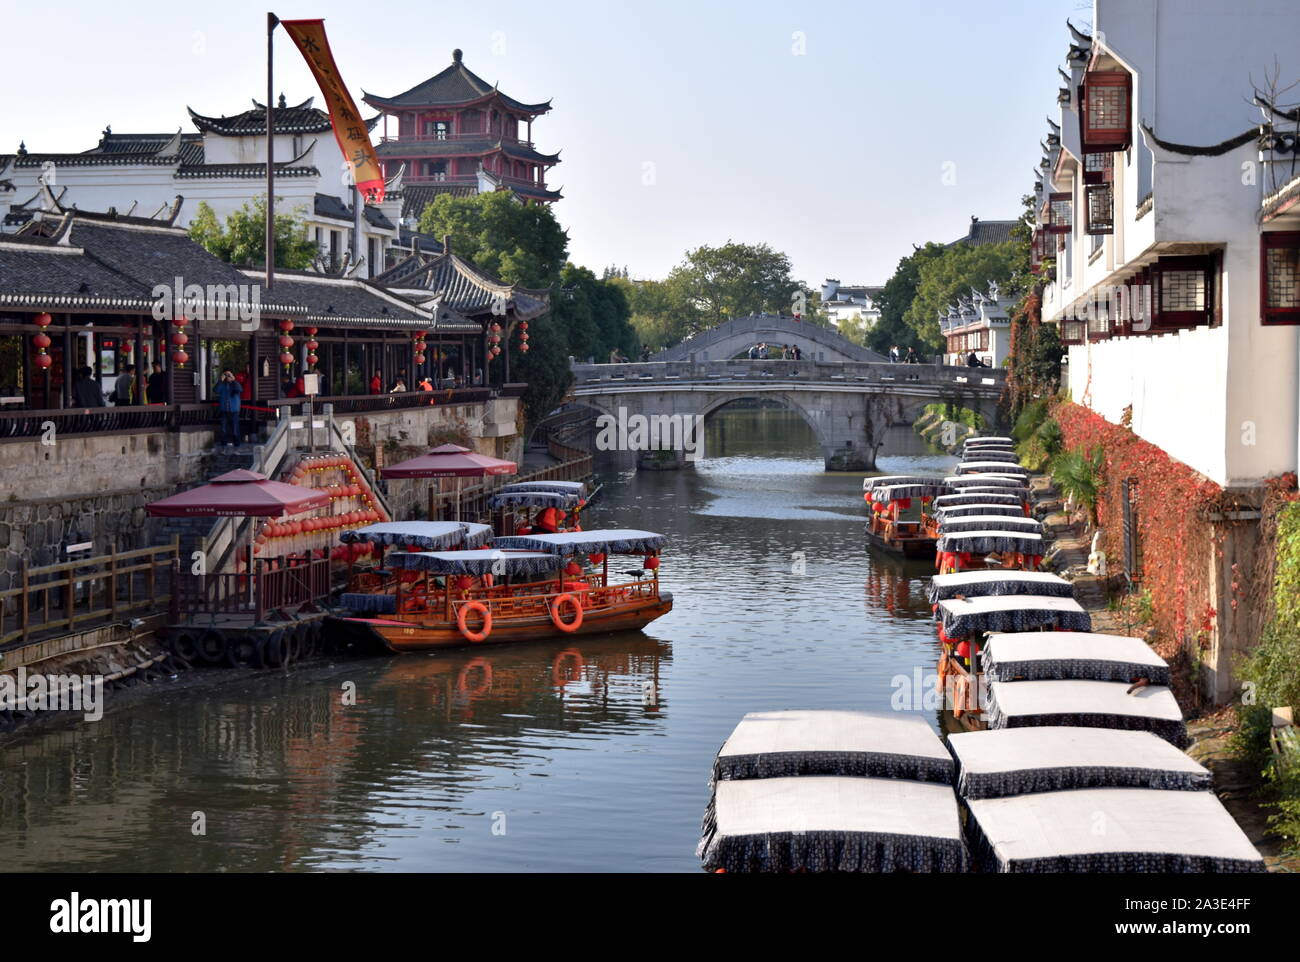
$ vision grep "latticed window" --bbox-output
[1087,293,1111,340]
[1261,232,1300,325]
[1086,184,1114,235]
[1031,228,1047,272]
[1060,319,1086,345]
[1081,71,1132,150]
[1083,151,1114,184]
[1151,256,1213,329]
[1047,192,1073,234]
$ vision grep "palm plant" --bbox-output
[1051,445,1104,527]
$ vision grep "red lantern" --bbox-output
[305,339,319,353]
[519,321,528,331]
[644,556,660,570]
[34,312,52,328]
[121,339,133,354]
[519,343,529,353]
[278,335,294,350]
[172,350,190,365]
[279,319,295,332]
[588,553,605,565]
[34,353,53,369]
[171,331,189,346]
[279,352,294,366]
[564,561,582,577]
[414,353,426,364]
[32,332,50,350]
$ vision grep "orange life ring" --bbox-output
[549,593,583,633]
[456,600,492,642]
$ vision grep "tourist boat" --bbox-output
[333,528,672,652]
[487,483,586,536]
[698,710,966,873]
[864,479,953,557]
[948,727,1263,872]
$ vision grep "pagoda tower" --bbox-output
[363,49,560,207]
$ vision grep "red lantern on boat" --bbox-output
[564,561,582,577]
[454,576,474,591]
[644,556,660,570]
[588,553,605,566]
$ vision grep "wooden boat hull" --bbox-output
[334,591,673,653]
[865,527,937,559]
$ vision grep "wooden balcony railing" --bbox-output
[0,403,217,442]
[0,542,180,648]
[171,556,333,623]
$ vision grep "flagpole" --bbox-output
[266,12,280,291]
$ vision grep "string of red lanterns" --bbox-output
[518,320,530,354]
[413,329,427,365]
[488,322,502,361]
[31,312,53,369]
[305,327,319,369]
[171,316,190,366]
[278,319,295,369]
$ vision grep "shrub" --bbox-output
[1012,398,1050,443]
[1051,445,1104,526]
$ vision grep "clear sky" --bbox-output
[4,0,1086,285]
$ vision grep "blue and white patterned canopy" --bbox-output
[339,520,491,549]
[498,480,588,497]
[388,549,559,577]
[487,490,583,510]
[492,529,666,557]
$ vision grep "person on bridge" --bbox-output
[890,345,901,363]
[905,347,920,364]
[747,343,758,360]
[792,344,802,360]
[966,351,984,368]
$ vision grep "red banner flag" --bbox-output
[281,18,385,202]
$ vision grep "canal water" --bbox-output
[0,407,956,872]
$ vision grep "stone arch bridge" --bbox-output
[569,358,1005,470]
[652,315,888,364]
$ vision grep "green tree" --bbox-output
[904,240,1021,349]
[188,197,317,269]
[868,242,947,355]
[416,190,568,289]
[667,241,805,329]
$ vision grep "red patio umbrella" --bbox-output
[380,444,517,479]
[380,444,517,521]
[145,469,331,518]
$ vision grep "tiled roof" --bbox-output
[187,97,381,137]
[948,217,1020,248]
[362,50,551,115]
[374,249,549,321]
[237,268,432,328]
[312,193,396,230]
[396,183,478,220]
[376,138,558,165]
[0,233,158,310]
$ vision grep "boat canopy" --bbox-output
[487,489,583,510]
[697,710,965,873]
[712,710,954,783]
[388,549,559,578]
[862,475,944,491]
[492,529,667,557]
[868,482,954,503]
[956,461,1030,476]
[340,520,492,549]
[965,787,1264,873]
[963,436,1013,446]
[984,631,1170,686]
[957,449,1018,463]
[926,570,1074,605]
[935,503,1027,518]
[948,728,1211,800]
[986,677,1186,746]
[699,776,966,873]
[935,530,1044,556]
[938,515,1043,535]
[945,474,1028,490]
[498,480,588,497]
[933,492,1024,508]
[936,593,1090,637]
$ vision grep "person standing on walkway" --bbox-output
[113,363,136,405]
[890,344,901,363]
[73,366,106,408]
[146,361,168,404]
[905,347,919,364]
[215,368,242,451]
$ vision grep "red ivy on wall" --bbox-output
[1053,401,1223,652]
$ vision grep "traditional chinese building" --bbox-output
[819,280,883,329]
[940,282,1013,368]
[0,97,405,278]
[364,49,561,208]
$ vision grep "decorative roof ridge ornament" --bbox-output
[1066,19,1091,45]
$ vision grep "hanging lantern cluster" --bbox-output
[171,316,190,366]
[278,319,295,369]
[31,312,53,369]
[487,322,502,361]
[252,454,388,560]
[518,320,530,354]
[413,329,427,365]
[304,327,319,369]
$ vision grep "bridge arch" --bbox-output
[695,393,833,455]
[652,315,887,365]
